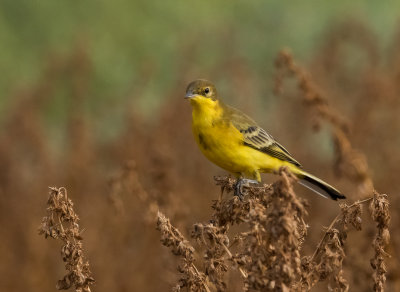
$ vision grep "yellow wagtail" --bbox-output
[185,79,345,200]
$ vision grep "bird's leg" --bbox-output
[234,178,259,200]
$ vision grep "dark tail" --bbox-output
[298,171,346,200]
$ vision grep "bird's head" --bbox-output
[185,80,218,108]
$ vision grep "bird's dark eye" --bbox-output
[204,87,210,95]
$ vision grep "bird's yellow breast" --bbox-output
[190,98,284,179]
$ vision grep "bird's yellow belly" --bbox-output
[192,122,288,178]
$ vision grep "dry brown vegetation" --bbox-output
[39,187,94,291]
[0,22,399,291]
[157,171,390,291]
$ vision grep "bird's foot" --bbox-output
[234,178,259,200]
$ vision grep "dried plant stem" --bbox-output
[38,187,94,292]
[218,240,247,279]
[274,49,374,198]
[311,197,373,262]
[191,264,212,292]
[370,191,391,292]
[157,211,210,292]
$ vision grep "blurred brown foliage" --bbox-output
[0,21,399,291]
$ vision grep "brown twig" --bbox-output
[311,197,373,262]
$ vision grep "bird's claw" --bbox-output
[234,178,258,200]
[234,180,245,200]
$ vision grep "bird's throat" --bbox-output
[191,99,222,126]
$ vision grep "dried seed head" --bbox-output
[38,187,94,291]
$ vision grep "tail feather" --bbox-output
[298,172,346,200]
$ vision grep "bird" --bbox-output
[185,79,346,200]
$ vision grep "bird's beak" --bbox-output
[184,92,196,99]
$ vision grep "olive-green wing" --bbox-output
[222,104,302,168]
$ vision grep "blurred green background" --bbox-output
[1,0,399,128]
